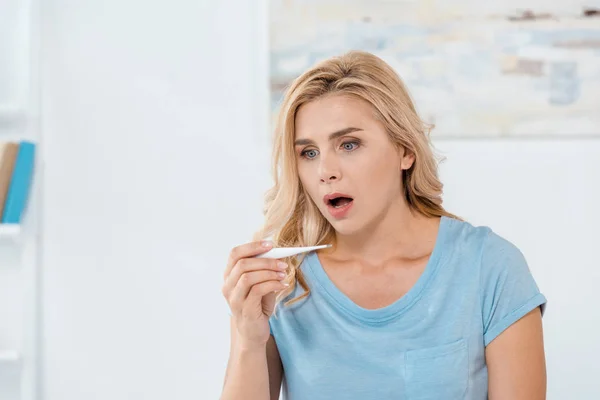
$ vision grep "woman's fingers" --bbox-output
[224,240,273,280]
[227,269,288,314]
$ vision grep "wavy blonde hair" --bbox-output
[253,50,460,309]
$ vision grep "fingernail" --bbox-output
[277,261,287,270]
[262,240,273,248]
[282,282,290,287]
[277,272,286,278]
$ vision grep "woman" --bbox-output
[221,51,547,400]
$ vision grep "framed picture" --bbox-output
[269,0,600,138]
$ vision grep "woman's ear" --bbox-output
[400,150,415,171]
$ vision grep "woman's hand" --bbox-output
[222,241,289,349]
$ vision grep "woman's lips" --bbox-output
[326,198,354,219]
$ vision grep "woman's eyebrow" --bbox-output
[294,127,363,146]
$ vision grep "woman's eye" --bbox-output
[342,141,359,151]
[301,149,318,159]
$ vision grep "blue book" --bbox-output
[1,141,36,224]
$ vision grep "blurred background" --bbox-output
[0,0,598,399]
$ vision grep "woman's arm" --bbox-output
[221,318,283,400]
[486,308,546,400]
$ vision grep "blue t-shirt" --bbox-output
[269,216,547,400]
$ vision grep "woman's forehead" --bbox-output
[295,96,377,136]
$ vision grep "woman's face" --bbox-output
[294,94,415,236]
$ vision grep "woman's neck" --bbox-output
[325,202,441,266]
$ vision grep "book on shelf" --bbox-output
[0,140,36,225]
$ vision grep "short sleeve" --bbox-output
[480,231,547,346]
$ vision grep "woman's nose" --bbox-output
[320,174,338,183]
[318,157,340,183]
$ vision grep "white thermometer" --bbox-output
[254,244,332,259]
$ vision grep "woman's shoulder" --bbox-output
[445,216,528,273]
[445,216,520,254]
[448,219,548,343]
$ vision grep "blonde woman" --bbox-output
[221,51,547,400]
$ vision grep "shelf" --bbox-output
[0,105,26,127]
[0,224,21,238]
[0,350,20,363]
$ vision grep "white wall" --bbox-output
[41,1,269,399]
[40,2,599,400]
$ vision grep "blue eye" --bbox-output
[343,141,359,151]
[301,149,319,159]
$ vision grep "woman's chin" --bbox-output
[328,218,363,236]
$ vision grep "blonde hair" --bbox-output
[253,50,460,309]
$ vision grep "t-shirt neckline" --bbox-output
[305,216,452,324]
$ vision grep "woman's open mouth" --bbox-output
[324,194,354,219]
[328,197,353,208]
